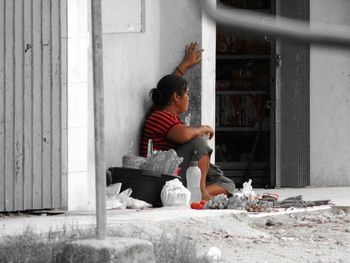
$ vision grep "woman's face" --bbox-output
[177,87,190,113]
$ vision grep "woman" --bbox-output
[140,43,235,200]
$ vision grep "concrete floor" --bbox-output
[1,187,349,237]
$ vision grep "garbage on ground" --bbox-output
[196,179,331,213]
[242,179,255,197]
[161,178,191,207]
[126,196,153,209]
[106,183,152,210]
[107,167,180,207]
[272,195,330,209]
[106,182,121,199]
[190,200,207,209]
[205,246,222,263]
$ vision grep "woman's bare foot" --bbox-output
[201,191,213,201]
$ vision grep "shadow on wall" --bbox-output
[135,95,153,156]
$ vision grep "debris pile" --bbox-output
[200,180,331,212]
[272,195,331,209]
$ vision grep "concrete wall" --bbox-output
[67,0,91,210]
[103,0,160,169]
[68,0,161,211]
[159,0,216,157]
[310,0,350,186]
[159,0,202,126]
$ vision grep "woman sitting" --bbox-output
[140,44,235,200]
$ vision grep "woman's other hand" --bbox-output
[202,125,214,140]
[174,42,204,76]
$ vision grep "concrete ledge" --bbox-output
[59,237,156,263]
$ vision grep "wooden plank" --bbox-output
[32,0,42,209]
[13,0,24,211]
[4,0,15,211]
[0,0,5,211]
[60,0,68,209]
[42,0,52,209]
[51,0,61,208]
[23,0,33,210]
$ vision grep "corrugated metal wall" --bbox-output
[0,0,67,212]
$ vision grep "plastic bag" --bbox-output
[106,182,121,199]
[106,188,132,210]
[121,140,147,169]
[160,179,191,207]
[106,184,152,210]
[126,197,152,209]
[205,247,222,263]
[141,149,183,175]
[242,179,256,197]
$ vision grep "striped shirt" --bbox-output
[140,110,183,157]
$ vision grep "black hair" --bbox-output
[149,74,188,108]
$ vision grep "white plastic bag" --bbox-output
[160,179,191,207]
[106,184,152,210]
[106,188,132,210]
[106,183,121,199]
[205,247,222,263]
[242,179,255,197]
[126,197,152,209]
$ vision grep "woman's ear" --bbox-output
[173,92,181,104]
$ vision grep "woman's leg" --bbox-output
[198,154,212,200]
[198,154,229,199]
[206,184,228,196]
[176,136,224,200]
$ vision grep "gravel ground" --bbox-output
[211,208,348,262]
[132,207,350,263]
[0,206,348,262]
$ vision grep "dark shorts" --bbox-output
[175,136,235,194]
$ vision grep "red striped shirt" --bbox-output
[140,110,183,157]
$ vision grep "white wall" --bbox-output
[310,0,350,186]
[159,0,202,126]
[67,0,91,210]
[159,0,216,159]
[103,0,160,168]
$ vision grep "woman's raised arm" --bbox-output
[173,42,204,77]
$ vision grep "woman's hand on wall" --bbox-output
[174,42,204,77]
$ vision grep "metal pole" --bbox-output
[91,0,106,239]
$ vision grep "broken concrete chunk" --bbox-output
[59,237,156,263]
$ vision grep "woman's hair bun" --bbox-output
[150,88,163,107]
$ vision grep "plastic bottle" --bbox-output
[147,139,153,158]
[186,161,202,203]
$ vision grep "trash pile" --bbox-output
[122,139,183,176]
[105,174,153,210]
[199,179,331,213]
